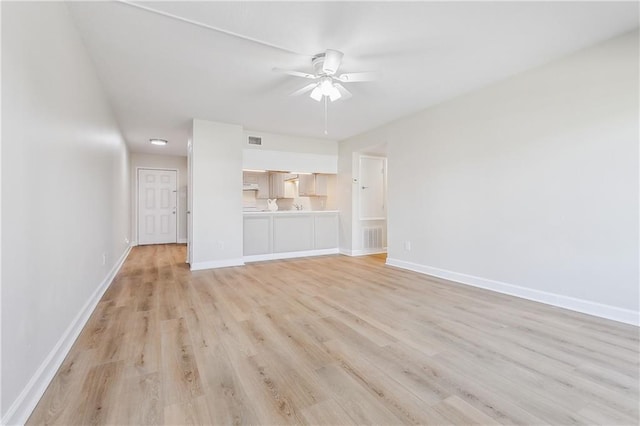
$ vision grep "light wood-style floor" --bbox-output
[29,244,639,425]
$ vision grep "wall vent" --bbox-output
[248,136,262,146]
[362,226,383,250]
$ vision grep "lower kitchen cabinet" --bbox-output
[243,211,339,259]
[314,214,339,249]
[273,215,314,253]
[243,215,271,255]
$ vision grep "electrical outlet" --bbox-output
[404,241,411,251]
[125,237,130,245]
[217,240,224,250]
[102,253,107,265]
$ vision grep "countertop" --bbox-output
[243,210,339,215]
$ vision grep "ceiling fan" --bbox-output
[275,49,375,102]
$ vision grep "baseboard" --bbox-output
[385,258,639,326]
[339,248,387,257]
[2,245,132,426]
[177,238,187,244]
[244,248,339,263]
[190,258,245,271]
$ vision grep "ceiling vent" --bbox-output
[248,136,262,146]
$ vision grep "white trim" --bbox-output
[1,245,132,426]
[190,258,245,271]
[386,258,639,326]
[340,248,387,257]
[178,238,187,244]
[244,248,339,263]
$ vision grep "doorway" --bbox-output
[356,154,387,255]
[137,168,178,245]
[359,156,386,221]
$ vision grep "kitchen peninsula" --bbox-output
[243,210,339,261]
[243,170,339,261]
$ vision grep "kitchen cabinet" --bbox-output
[243,171,269,199]
[315,174,328,196]
[255,173,269,199]
[269,172,294,199]
[273,215,314,253]
[243,211,339,260]
[298,174,328,197]
[314,213,338,248]
[243,215,271,255]
[298,174,315,196]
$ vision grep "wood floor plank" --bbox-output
[123,310,161,377]
[27,244,639,425]
[314,363,405,425]
[27,349,96,426]
[112,372,163,425]
[79,360,125,425]
[191,340,259,425]
[300,398,359,426]
[160,317,204,407]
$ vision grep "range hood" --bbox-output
[243,183,259,191]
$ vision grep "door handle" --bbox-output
[362,186,369,190]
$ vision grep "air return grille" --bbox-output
[362,226,383,250]
[248,136,262,146]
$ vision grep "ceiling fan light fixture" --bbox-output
[319,77,334,95]
[328,86,342,102]
[310,86,323,102]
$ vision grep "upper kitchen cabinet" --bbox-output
[269,172,295,199]
[243,171,269,199]
[298,174,328,197]
[298,174,315,196]
[315,174,329,196]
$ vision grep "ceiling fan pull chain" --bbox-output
[324,96,328,135]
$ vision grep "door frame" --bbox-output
[187,139,193,264]
[135,167,179,245]
[358,155,387,221]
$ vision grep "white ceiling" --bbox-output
[67,1,639,156]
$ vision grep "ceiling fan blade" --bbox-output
[273,68,316,79]
[290,83,318,97]
[336,72,377,83]
[322,49,344,75]
[334,83,352,100]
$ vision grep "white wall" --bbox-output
[131,153,188,243]
[243,129,337,154]
[344,31,639,324]
[191,119,244,270]
[1,2,131,423]
[242,129,338,173]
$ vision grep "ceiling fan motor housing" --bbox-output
[312,49,344,76]
[312,53,327,75]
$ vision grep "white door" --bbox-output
[359,156,386,220]
[138,169,177,245]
